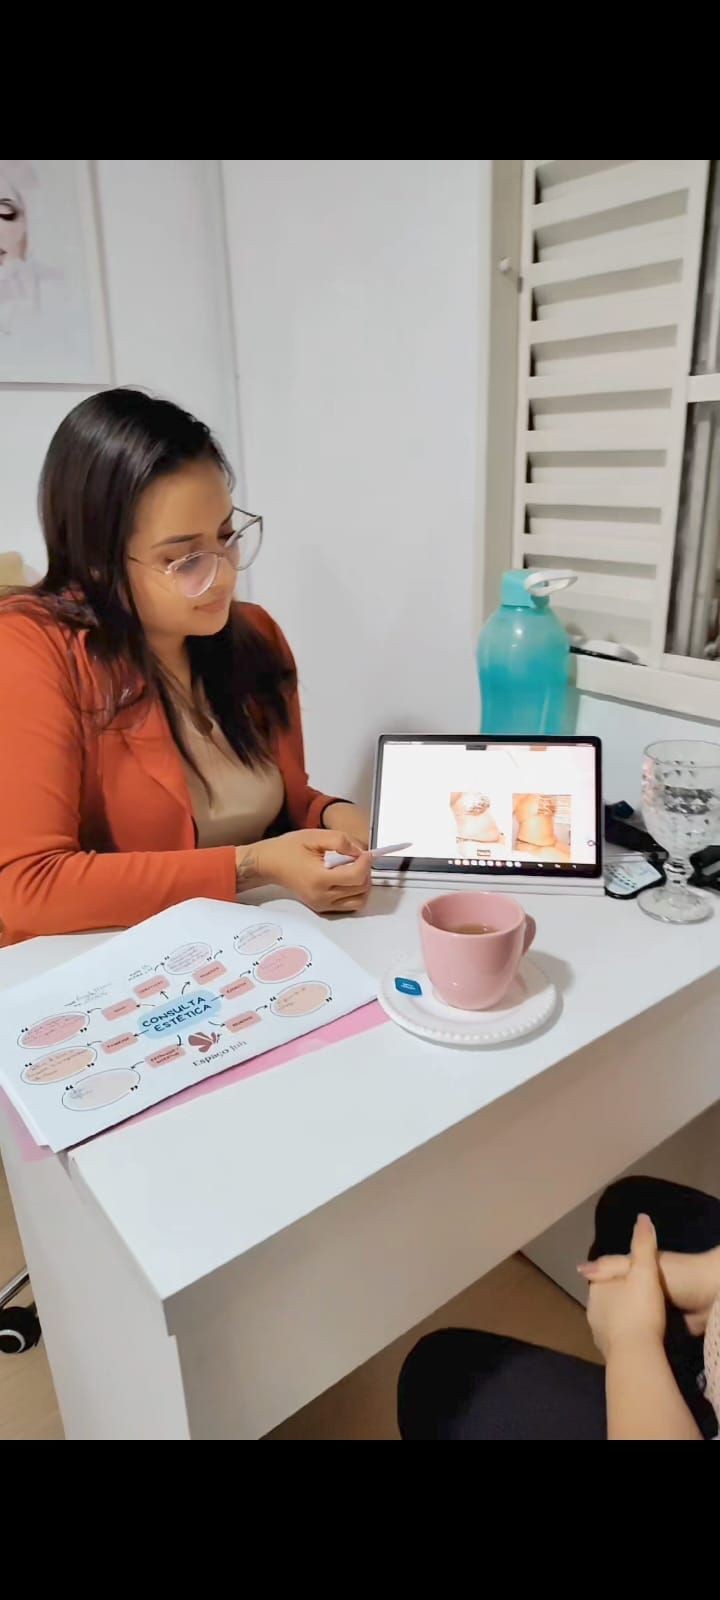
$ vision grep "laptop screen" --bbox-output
[371,735,602,880]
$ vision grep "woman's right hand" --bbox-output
[236,830,371,915]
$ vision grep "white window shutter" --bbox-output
[512,160,709,665]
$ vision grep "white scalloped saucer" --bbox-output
[379,956,557,1046]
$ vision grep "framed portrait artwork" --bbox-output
[0,160,111,385]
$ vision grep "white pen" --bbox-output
[324,840,413,869]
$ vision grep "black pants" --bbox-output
[397,1176,720,1440]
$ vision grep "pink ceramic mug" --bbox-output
[419,891,536,1011]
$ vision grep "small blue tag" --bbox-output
[395,976,422,996]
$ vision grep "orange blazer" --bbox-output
[0,602,337,945]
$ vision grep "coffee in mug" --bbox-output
[419,891,536,1011]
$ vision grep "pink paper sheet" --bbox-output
[1,1000,388,1163]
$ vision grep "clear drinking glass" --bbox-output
[640,739,720,924]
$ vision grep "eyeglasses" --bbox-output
[129,507,263,598]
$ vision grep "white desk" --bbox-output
[1,886,719,1439]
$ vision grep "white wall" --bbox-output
[578,693,720,807]
[0,160,238,576]
[223,160,490,801]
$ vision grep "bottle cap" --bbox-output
[500,569,577,608]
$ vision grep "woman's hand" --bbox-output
[236,831,371,914]
[580,1237,720,1337]
[585,1213,666,1361]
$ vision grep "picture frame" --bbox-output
[0,159,112,385]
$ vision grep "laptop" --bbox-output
[370,734,603,894]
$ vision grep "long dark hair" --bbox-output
[11,388,293,771]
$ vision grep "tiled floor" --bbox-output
[0,1163,599,1440]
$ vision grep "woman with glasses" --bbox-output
[0,388,370,944]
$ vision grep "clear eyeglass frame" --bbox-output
[129,507,263,597]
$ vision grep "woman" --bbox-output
[398,1176,720,1440]
[0,161,65,357]
[0,388,370,944]
[450,792,505,858]
[0,164,30,264]
[512,793,571,862]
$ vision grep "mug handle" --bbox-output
[523,914,537,954]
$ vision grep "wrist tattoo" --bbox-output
[236,850,260,892]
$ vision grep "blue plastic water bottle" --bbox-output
[477,569,577,735]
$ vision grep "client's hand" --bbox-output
[584,1214,704,1440]
[580,1236,720,1337]
[585,1213,666,1360]
[236,831,371,915]
[659,1247,720,1335]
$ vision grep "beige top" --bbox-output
[705,1293,720,1432]
[177,702,284,849]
